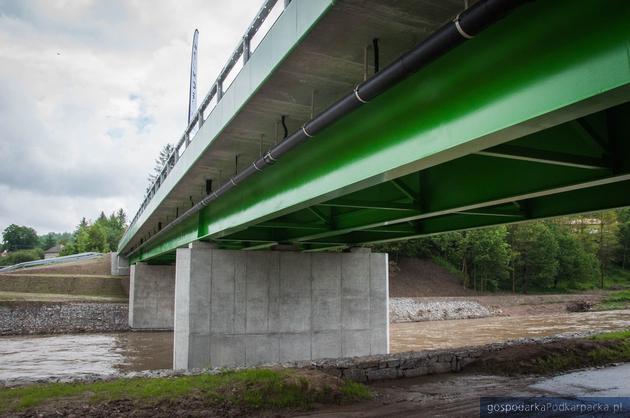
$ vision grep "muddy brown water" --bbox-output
[391,309,630,352]
[0,332,172,381]
[0,309,628,382]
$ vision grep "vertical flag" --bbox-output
[188,29,199,125]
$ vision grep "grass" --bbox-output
[0,369,371,414]
[590,329,630,342]
[0,291,127,303]
[597,290,630,310]
[604,266,630,289]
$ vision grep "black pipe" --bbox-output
[372,38,379,73]
[125,0,529,257]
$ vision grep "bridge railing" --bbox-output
[127,0,291,233]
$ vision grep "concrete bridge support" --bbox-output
[128,262,176,330]
[110,252,129,276]
[173,247,389,370]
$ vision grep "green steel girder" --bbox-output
[130,0,630,263]
[299,179,630,250]
[476,145,610,170]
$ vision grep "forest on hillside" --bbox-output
[374,209,630,293]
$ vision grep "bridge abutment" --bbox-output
[128,262,175,330]
[110,252,129,276]
[173,247,389,370]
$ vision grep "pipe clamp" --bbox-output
[354,85,369,103]
[302,125,315,138]
[454,14,474,39]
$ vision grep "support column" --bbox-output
[174,247,388,370]
[129,262,176,330]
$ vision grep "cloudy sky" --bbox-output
[0,0,266,235]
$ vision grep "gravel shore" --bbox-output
[389,297,493,322]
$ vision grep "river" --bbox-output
[0,309,628,382]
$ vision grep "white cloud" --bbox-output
[0,0,262,234]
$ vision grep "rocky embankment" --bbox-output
[389,297,493,322]
[0,302,128,336]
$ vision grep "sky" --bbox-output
[0,0,265,235]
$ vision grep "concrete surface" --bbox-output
[129,263,175,330]
[110,252,130,276]
[173,248,389,369]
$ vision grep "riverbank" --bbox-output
[1,330,629,417]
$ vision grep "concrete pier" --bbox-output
[173,247,389,370]
[128,262,175,330]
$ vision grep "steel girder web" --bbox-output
[132,0,630,263]
[217,102,630,249]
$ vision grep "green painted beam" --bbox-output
[317,199,419,211]
[131,0,630,263]
[300,179,630,249]
[476,144,610,170]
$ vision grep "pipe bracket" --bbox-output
[302,124,315,138]
[354,85,370,104]
[453,14,474,39]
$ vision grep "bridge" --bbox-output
[113,0,630,370]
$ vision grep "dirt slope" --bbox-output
[389,257,477,297]
[0,254,128,301]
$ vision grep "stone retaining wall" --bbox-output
[289,334,594,383]
[0,302,129,335]
[306,346,485,382]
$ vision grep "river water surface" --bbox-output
[1,309,628,382]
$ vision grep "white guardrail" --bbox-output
[127,0,289,232]
[0,252,103,273]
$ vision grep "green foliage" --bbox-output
[510,223,559,292]
[37,232,72,251]
[59,210,128,256]
[2,224,39,251]
[598,290,630,310]
[375,209,630,293]
[617,208,630,270]
[0,248,44,266]
[466,227,511,291]
[591,329,630,341]
[552,225,599,289]
[0,369,371,414]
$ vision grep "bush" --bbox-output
[0,249,44,266]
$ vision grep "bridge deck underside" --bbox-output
[133,0,630,264]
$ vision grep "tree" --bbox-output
[41,233,56,250]
[510,223,559,293]
[597,211,620,288]
[618,208,630,270]
[147,143,174,187]
[60,209,128,255]
[551,224,598,288]
[2,224,39,251]
[466,227,511,292]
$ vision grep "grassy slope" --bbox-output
[0,291,127,303]
[0,369,370,415]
